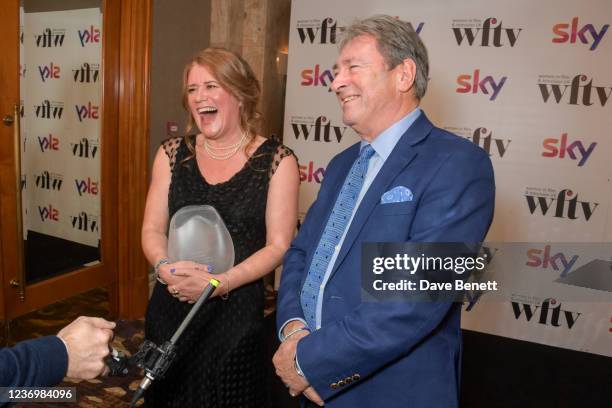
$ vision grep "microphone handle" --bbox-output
[130,278,220,407]
[171,278,220,343]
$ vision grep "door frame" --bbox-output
[0,0,150,323]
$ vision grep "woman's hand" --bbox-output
[158,261,216,303]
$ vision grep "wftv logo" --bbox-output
[456,70,506,101]
[71,212,99,232]
[526,245,577,278]
[524,187,598,221]
[290,116,348,143]
[36,171,63,191]
[552,17,609,51]
[299,161,326,184]
[511,297,580,329]
[542,133,596,167]
[73,63,100,83]
[37,134,60,152]
[75,177,99,196]
[75,102,99,122]
[78,25,101,47]
[301,65,333,91]
[71,138,98,158]
[35,100,64,119]
[296,18,344,44]
[452,17,521,47]
[538,74,611,106]
[35,28,66,47]
[466,127,510,158]
[38,62,61,82]
[38,204,59,222]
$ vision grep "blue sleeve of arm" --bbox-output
[0,336,68,387]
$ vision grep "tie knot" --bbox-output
[360,144,375,160]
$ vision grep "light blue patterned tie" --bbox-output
[301,144,375,329]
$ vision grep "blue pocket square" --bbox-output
[381,186,413,204]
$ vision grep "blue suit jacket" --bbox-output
[277,113,495,407]
[0,336,68,387]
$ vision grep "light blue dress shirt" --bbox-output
[313,107,422,329]
[280,107,422,338]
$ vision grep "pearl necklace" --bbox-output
[202,133,248,160]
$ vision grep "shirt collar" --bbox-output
[360,107,422,161]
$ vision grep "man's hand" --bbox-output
[273,329,310,398]
[304,386,324,406]
[57,316,115,379]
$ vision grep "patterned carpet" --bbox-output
[8,288,146,407]
[6,285,289,408]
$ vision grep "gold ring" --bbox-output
[170,287,179,296]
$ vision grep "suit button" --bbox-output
[330,382,338,389]
[338,380,346,387]
[345,377,353,384]
[352,373,361,381]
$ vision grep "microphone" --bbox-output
[130,278,220,407]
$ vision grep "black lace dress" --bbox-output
[144,136,294,408]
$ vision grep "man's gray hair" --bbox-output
[339,15,429,100]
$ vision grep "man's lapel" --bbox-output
[330,113,434,278]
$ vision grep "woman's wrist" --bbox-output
[154,258,170,285]
[154,258,170,272]
[220,270,232,300]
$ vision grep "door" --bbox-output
[0,0,120,321]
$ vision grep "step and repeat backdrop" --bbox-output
[283,0,611,357]
[20,8,102,247]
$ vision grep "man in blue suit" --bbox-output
[274,15,495,407]
[1,316,115,387]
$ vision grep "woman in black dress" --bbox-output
[141,47,299,407]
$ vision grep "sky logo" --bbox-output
[78,25,101,47]
[37,134,60,152]
[38,204,59,222]
[299,161,325,183]
[38,62,61,82]
[552,17,609,50]
[526,245,578,278]
[301,65,334,91]
[75,177,99,196]
[456,70,507,101]
[542,133,596,167]
[75,102,99,122]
